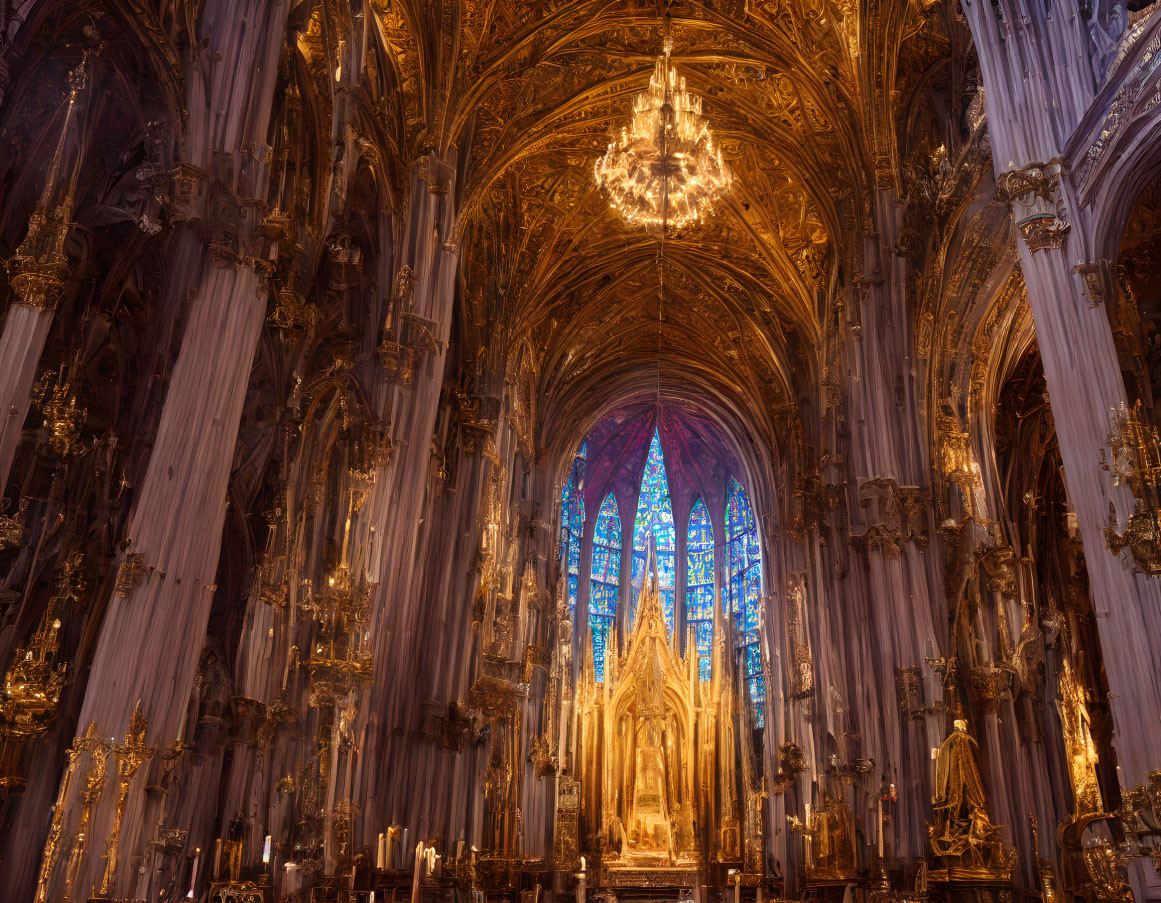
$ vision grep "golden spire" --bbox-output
[6,53,91,311]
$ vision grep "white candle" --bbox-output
[187,847,201,899]
[213,839,222,879]
[378,833,387,870]
[263,835,272,865]
[734,873,740,903]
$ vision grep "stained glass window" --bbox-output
[560,445,586,612]
[590,493,621,681]
[727,479,766,726]
[686,498,714,681]
[631,430,676,632]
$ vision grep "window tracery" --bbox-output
[727,479,765,724]
[686,497,714,681]
[560,444,586,611]
[591,492,621,682]
[631,430,676,632]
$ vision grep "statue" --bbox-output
[1057,654,1103,819]
[629,697,673,854]
[930,719,1009,871]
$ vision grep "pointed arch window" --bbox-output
[686,498,714,681]
[560,445,586,612]
[631,430,676,632]
[590,493,621,682]
[727,479,766,726]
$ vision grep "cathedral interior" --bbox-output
[8,1,1161,902]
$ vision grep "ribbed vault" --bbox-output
[435,0,955,482]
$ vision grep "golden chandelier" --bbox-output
[594,36,730,229]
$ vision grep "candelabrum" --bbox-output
[1103,400,1161,574]
[33,363,87,456]
[0,496,29,550]
[305,564,373,707]
[0,605,66,789]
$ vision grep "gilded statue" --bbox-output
[1057,655,1103,819]
[929,719,1010,873]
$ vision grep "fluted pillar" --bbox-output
[353,152,462,843]
[841,192,945,860]
[0,304,54,487]
[963,0,1161,787]
[25,3,290,899]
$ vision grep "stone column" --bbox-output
[0,62,88,492]
[963,0,1161,786]
[26,3,290,900]
[0,305,55,487]
[352,151,462,844]
[841,191,945,859]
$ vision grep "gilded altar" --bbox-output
[567,565,765,879]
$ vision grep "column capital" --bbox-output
[997,159,1073,253]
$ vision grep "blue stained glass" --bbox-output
[560,451,587,612]
[631,430,676,632]
[590,493,621,681]
[567,492,585,610]
[686,498,715,681]
[744,644,766,723]
[727,479,765,727]
[560,477,573,548]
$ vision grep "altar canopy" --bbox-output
[575,557,763,875]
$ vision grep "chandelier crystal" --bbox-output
[594,37,731,229]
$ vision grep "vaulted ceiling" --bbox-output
[349,0,967,462]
